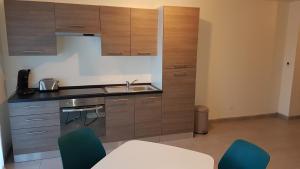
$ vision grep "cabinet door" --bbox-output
[104,96,135,142]
[162,68,196,134]
[55,3,100,34]
[163,6,199,68]
[131,9,158,56]
[5,0,57,56]
[12,126,60,155]
[100,6,131,56]
[135,94,162,138]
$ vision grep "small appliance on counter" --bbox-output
[16,69,34,96]
[39,78,59,92]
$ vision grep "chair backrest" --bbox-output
[218,139,270,169]
[58,128,106,169]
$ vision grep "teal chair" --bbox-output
[219,139,270,169]
[58,128,106,169]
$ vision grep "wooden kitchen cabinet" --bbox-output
[162,68,196,134]
[8,100,60,162]
[131,9,158,56]
[100,6,131,56]
[163,6,200,68]
[55,3,100,34]
[104,96,135,142]
[162,6,199,135]
[135,94,162,138]
[5,0,57,56]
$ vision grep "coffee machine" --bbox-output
[16,69,34,96]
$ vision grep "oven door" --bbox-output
[60,105,105,137]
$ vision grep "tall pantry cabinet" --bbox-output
[162,6,200,134]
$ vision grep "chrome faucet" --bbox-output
[126,79,138,89]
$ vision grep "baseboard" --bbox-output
[209,113,278,122]
[276,113,300,120]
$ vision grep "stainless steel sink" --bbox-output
[105,85,158,93]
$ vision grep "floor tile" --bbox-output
[39,158,63,169]
[5,116,300,169]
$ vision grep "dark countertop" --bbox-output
[8,83,163,103]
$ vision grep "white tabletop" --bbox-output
[92,140,214,169]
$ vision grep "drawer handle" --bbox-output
[26,131,48,135]
[69,25,85,28]
[137,52,152,55]
[145,97,158,100]
[107,52,123,55]
[23,50,42,54]
[23,105,41,109]
[112,99,129,102]
[173,65,193,69]
[174,73,187,77]
[141,97,159,103]
[25,118,45,122]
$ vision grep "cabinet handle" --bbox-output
[26,131,48,135]
[144,97,158,100]
[174,73,187,77]
[23,105,41,109]
[107,52,123,55]
[25,118,45,122]
[69,25,85,28]
[173,65,193,69]
[141,97,159,103]
[112,99,129,102]
[137,52,152,55]
[23,50,42,54]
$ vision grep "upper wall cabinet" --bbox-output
[100,6,131,56]
[5,0,57,56]
[55,4,100,34]
[163,6,199,68]
[131,9,158,56]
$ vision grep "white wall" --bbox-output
[278,1,300,117]
[1,0,285,119]
[3,37,153,94]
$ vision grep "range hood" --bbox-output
[55,32,101,37]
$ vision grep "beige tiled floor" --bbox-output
[5,116,300,169]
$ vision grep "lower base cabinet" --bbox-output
[103,94,162,142]
[162,68,196,135]
[135,94,162,138]
[8,101,60,162]
[103,96,135,142]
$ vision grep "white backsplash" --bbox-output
[4,36,154,95]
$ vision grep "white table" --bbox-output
[92,140,214,169]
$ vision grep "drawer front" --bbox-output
[10,113,60,130]
[135,121,161,138]
[12,126,60,155]
[105,96,135,126]
[103,125,134,142]
[9,101,59,116]
[135,94,162,123]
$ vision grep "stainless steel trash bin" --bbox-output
[194,105,209,134]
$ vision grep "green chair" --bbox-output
[218,139,270,169]
[58,128,106,169]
